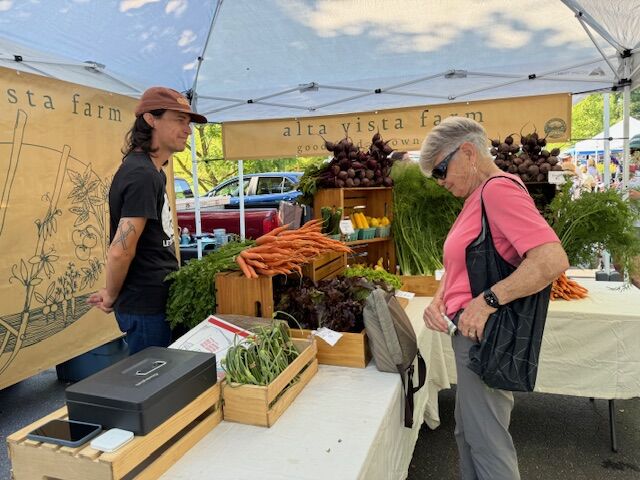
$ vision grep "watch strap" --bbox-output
[483,289,500,308]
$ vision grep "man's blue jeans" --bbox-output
[114,311,172,355]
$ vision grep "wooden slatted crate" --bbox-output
[301,250,346,282]
[221,339,318,427]
[8,383,222,480]
[289,328,371,368]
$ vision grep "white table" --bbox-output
[408,278,640,451]
[418,279,640,400]
[161,297,444,480]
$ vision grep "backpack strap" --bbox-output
[399,352,427,428]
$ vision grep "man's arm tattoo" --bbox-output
[112,219,136,251]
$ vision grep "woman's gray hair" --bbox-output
[419,117,490,176]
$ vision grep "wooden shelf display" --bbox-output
[314,187,396,272]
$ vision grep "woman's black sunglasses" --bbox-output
[431,146,460,180]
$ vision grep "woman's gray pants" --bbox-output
[452,334,520,480]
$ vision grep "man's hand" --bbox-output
[457,294,496,341]
[423,296,449,334]
[87,288,115,313]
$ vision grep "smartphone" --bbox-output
[27,419,102,447]
[90,428,134,452]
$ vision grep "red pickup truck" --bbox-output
[177,208,280,240]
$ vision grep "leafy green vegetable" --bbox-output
[221,321,299,386]
[546,183,640,275]
[166,240,254,329]
[296,162,326,206]
[391,162,463,275]
[343,265,403,290]
[274,276,373,332]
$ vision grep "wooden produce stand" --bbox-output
[8,384,222,480]
[313,187,396,272]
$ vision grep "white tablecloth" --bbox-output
[161,298,444,480]
[410,278,640,407]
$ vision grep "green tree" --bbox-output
[571,91,640,143]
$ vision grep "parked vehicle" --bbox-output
[177,208,280,240]
[174,177,194,199]
[204,172,303,208]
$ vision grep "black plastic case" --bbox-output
[65,347,216,435]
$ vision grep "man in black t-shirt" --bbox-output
[88,87,207,354]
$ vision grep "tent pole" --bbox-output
[622,62,631,199]
[603,92,611,275]
[575,16,619,78]
[190,125,203,260]
[238,160,245,241]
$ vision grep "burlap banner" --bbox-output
[222,93,571,160]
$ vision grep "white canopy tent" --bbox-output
[1,0,639,250]
[572,117,640,155]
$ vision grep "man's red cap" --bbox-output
[135,87,207,124]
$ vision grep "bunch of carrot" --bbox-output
[551,272,588,300]
[236,219,352,278]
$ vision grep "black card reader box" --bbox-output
[66,347,216,435]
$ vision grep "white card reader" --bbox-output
[90,428,134,452]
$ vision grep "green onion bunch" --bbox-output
[222,321,300,386]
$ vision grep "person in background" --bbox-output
[389,150,411,162]
[88,87,207,354]
[420,117,569,480]
[587,157,600,184]
[579,165,596,193]
[559,152,577,176]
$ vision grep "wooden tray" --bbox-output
[8,383,222,480]
[221,338,318,427]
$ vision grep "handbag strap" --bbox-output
[469,175,527,249]
[399,352,427,428]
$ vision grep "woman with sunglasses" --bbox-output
[420,117,568,480]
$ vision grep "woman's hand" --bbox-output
[423,295,449,334]
[457,294,496,341]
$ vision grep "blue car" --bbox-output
[204,172,303,208]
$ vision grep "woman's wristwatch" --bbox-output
[483,289,501,308]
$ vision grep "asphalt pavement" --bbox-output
[2,370,639,480]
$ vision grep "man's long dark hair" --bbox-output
[121,109,166,158]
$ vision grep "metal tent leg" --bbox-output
[609,399,618,453]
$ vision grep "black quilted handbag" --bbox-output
[465,176,551,392]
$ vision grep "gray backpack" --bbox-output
[363,288,426,428]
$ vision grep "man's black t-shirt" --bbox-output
[109,152,178,314]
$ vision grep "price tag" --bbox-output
[548,171,567,185]
[339,219,355,235]
[312,327,343,347]
[395,290,415,300]
[435,269,445,281]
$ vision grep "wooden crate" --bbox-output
[221,339,318,427]
[313,187,396,271]
[400,275,440,296]
[290,328,371,368]
[301,250,346,282]
[8,383,222,480]
[215,251,348,317]
[215,270,276,318]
